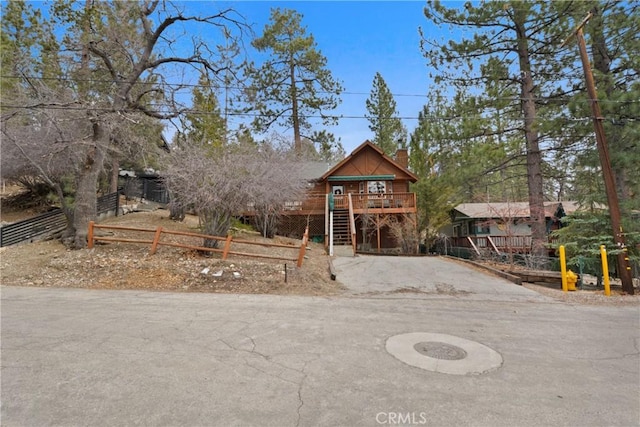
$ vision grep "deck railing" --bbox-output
[278,192,416,213]
[349,193,415,210]
[451,235,533,254]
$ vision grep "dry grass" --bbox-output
[1,209,345,296]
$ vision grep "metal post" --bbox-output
[559,245,568,293]
[600,245,611,297]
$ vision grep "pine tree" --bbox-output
[0,0,61,95]
[365,72,406,155]
[421,1,578,259]
[244,8,343,153]
[185,72,227,148]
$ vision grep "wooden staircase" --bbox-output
[332,209,351,246]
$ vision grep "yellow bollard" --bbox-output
[566,270,578,291]
[600,245,611,297]
[559,245,568,292]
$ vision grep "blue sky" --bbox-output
[207,0,442,153]
[21,0,452,154]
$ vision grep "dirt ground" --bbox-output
[0,209,345,296]
[1,200,638,305]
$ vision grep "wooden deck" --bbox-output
[274,192,417,216]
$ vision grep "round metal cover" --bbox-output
[386,332,503,375]
[414,341,467,360]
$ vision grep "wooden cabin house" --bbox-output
[270,140,419,254]
[442,201,580,256]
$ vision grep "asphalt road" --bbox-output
[2,256,639,426]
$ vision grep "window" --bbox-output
[472,221,490,234]
[367,181,386,194]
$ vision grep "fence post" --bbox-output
[149,226,163,255]
[222,234,233,260]
[88,221,95,249]
[297,227,309,268]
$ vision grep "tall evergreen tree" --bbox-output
[185,72,227,148]
[0,0,61,96]
[421,0,578,259]
[365,72,406,155]
[308,130,345,163]
[408,98,458,249]
[244,8,343,153]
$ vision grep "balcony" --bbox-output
[279,192,417,215]
[244,193,417,216]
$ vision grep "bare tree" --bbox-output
[247,141,309,238]
[163,135,308,246]
[2,1,247,248]
[1,77,164,230]
[163,144,251,247]
[1,81,90,226]
[387,214,419,255]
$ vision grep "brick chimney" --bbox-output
[395,148,408,169]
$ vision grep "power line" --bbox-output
[2,74,638,104]
[2,102,627,123]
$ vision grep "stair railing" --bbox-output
[324,193,329,250]
[348,193,357,254]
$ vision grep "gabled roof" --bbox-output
[453,201,583,219]
[319,140,419,182]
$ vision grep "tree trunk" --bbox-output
[514,9,548,261]
[200,209,232,250]
[290,57,301,153]
[71,122,107,248]
[110,158,119,193]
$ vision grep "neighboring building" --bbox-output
[442,201,581,255]
[251,140,419,254]
[118,169,169,204]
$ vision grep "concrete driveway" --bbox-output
[2,285,639,427]
[333,255,547,302]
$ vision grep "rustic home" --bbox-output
[442,201,581,256]
[261,140,419,254]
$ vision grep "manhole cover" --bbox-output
[414,341,467,360]
[386,332,503,375]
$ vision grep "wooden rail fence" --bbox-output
[88,221,310,267]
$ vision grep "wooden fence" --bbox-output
[88,222,310,267]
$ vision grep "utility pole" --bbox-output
[562,12,634,294]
